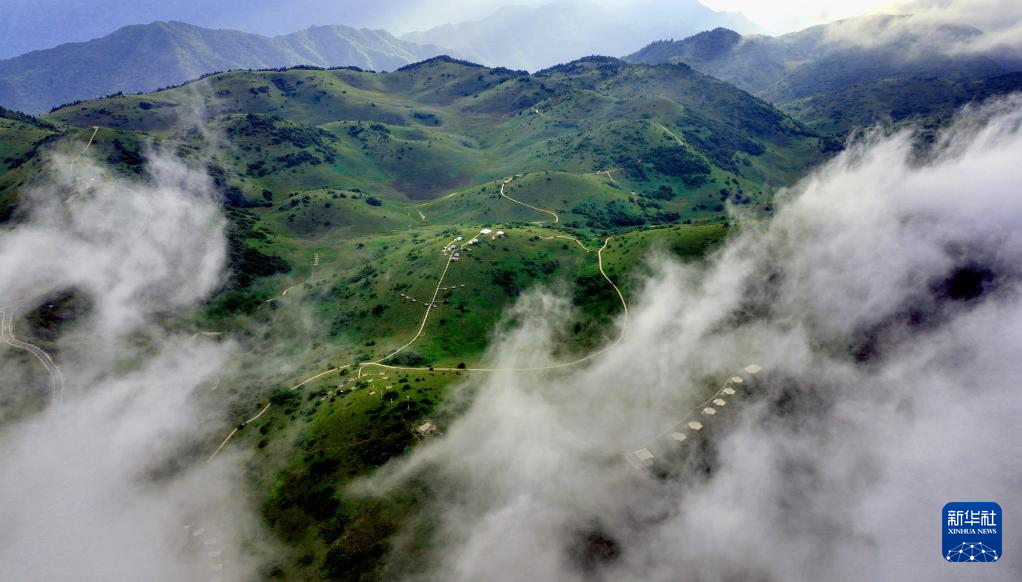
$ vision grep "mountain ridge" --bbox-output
[0,20,447,114]
[625,15,1022,133]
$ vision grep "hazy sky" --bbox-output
[0,0,910,59]
[375,0,901,34]
[2,0,1017,59]
[701,0,899,33]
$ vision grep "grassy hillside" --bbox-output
[0,56,827,579]
[33,57,827,208]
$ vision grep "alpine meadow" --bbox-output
[1,1,1020,581]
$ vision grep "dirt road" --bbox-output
[0,308,64,403]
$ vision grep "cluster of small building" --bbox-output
[627,364,762,470]
[320,373,390,401]
[444,228,507,261]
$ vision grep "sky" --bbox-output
[4,0,1019,60]
[701,0,899,33]
[0,0,915,59]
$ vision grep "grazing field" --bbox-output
[0,56,830,579]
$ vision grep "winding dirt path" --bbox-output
[0,127,103,403]
[66,126,100,203]
[530,107,579,122]
[596,168,622,184]
[651,121,685,146]
[499,176,560,223]
[360,232,627,375]
[208,112,690,454]
[206,363,358,462]
[267,253,322,302]
[68,126,100,174]
[0,308,64,403]
[210,198,630,457]
[376,238,460,365]
[207,402,274,462]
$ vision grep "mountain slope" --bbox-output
[31,56,825,207]
[0,56,835,578]
[626,15,1021,133]
[1,56,827,577]
[403,0,756,71]
[0,21,446,114]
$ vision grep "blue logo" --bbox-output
[943,502,1001,562]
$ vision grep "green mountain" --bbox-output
[0,56,830,578]
[0,21,446,114]
[625,15,1022,134]
[15,56,825,208]
[0,56,828,572]
[0,54,831,377]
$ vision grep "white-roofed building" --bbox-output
[628,448,655,469]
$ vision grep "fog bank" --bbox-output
[0,135,263,580]
[365,96,1022,581]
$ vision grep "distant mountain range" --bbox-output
[4,8,1020,129]
[0,21,446,114]
[0,0,757,115]
[626,15,1022,133]
[404,0,756,71]
[0,0,526,59]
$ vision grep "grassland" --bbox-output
[0,56,829,580]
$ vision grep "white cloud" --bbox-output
[0,123,267,580]
[702,0,1022,37]
[360,95,1022,581]
[700,0,901,33]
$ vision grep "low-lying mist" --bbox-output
[0,136,264,580]
[363,96,1022,581]
[823,0,1022,61]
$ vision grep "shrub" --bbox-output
[388,352,426,367]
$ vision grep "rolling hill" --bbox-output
[0,21,446,114]
[0,55,831,389]
[0,55,829,578]
[14,56,825,208]
[626,15,1022,134]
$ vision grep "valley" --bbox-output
[1,2,1020,581]
[2,33,1017,578]
[0,55,825,578]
